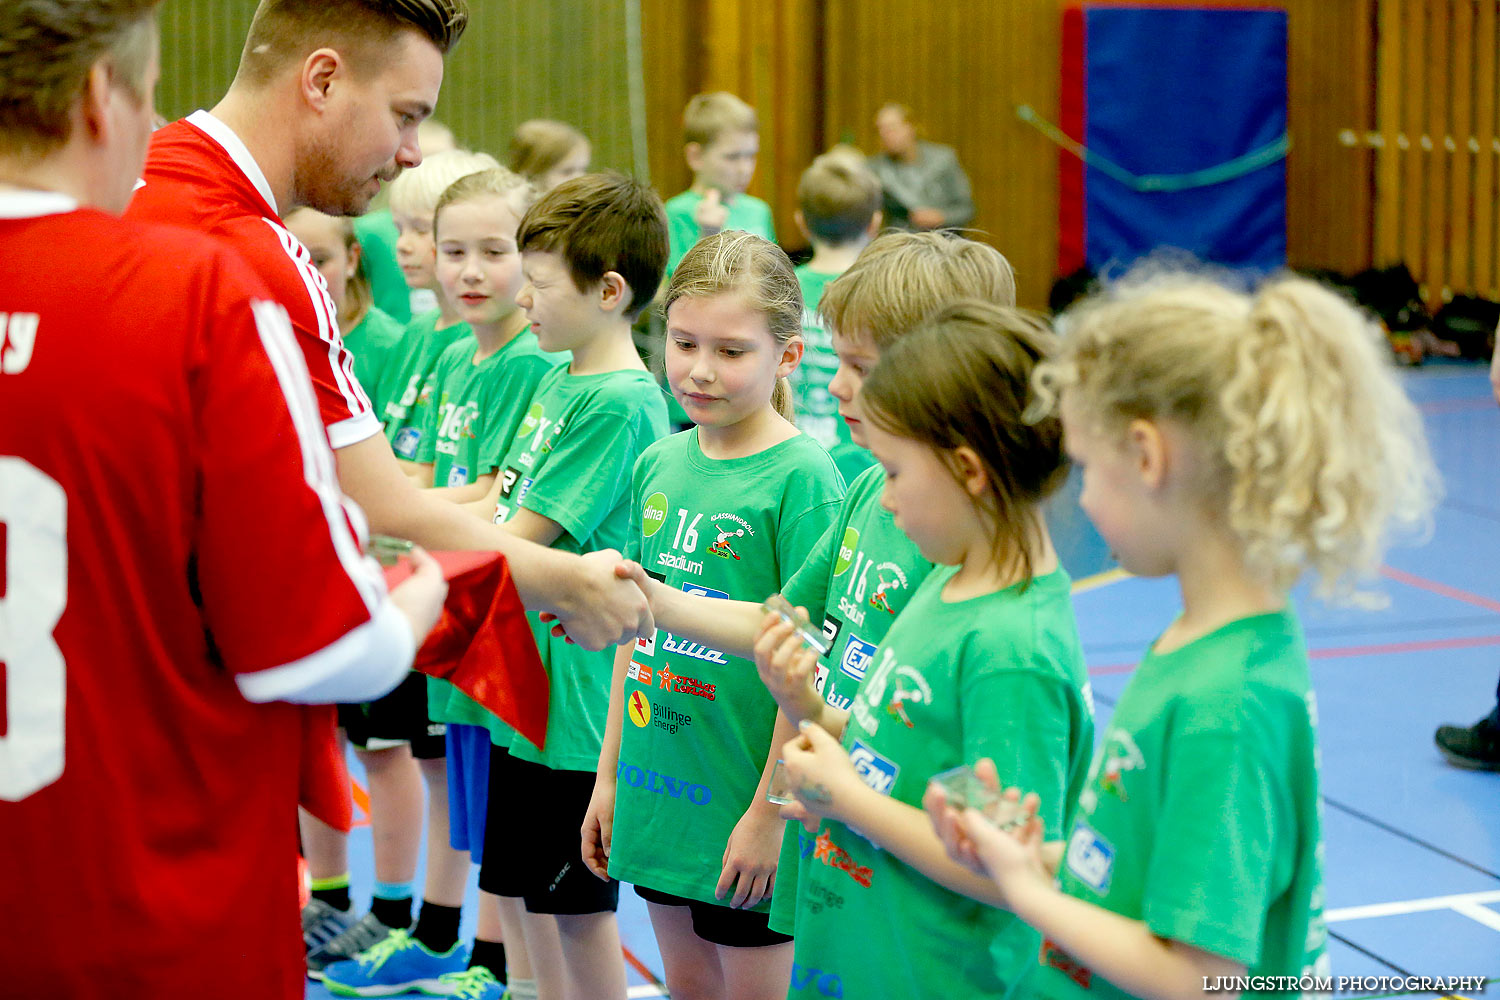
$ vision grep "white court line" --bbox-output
[1326,889,1500,922]
[627,986,668,999]
[1453,900,1500,934]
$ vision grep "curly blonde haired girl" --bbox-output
[926,272,1439,1000]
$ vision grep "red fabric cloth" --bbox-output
[386,550,549,750]
[298,705,353,831]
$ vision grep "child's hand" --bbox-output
[541,558,653,645]
[909,206,946,230]
[547,549,654,651]
[754,611,824,725]
[694,188,729,234]
[948,786,1051,906]
[715,804,784,909]
[781,720,863,824]
[580,776,617,882]
[922,757,1010,874]
[389,545,449,643]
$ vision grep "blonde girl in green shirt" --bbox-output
[929,274,1439,999]
[586,231,844,1000]
[760,302,1094,999]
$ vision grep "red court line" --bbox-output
[622,945,667,990]
[1380,565,1500,615]
[1088,633,1500,678]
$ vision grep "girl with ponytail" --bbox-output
[926,272,1438,1000]
[585,230,843,998]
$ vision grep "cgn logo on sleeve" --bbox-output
[849,738,899,795]
[840,636,877,681]
[1065,823,1115,894]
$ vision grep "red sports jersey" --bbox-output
[0,192,390,998]
[127,109,381,449]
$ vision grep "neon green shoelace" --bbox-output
[355,928,414,971]
[440,966,500,999]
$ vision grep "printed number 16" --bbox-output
[673,509,701,552]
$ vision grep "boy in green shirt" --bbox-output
[467,172,673,1000]
[789,151,882,461]
[377,150,498,468]
[664,91,776,278]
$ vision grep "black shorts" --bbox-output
[633,885,791,949]
[337,672,446,759]
[478,751,620,915]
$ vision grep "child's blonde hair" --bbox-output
[819,231,1016,349]
[433,167,538,235]
[1034,271,1440,604]
[507,119,589,182]
[798,152,882,246]
[683,92,758,148]
[864,300,1066,586]
[664,230,802,422]
[387,148,501,221]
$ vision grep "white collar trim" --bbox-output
[187,109,279,215]
[0,190,79,220]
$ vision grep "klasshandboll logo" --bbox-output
[834,527,860,576]
[642,492,668,537]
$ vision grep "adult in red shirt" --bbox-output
[127,0,653,651]
[0,2,447,996]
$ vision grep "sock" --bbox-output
[371,880,415,930]
[411,900,463,952]
[309,873,351,912]
[506,978,539,1000]
[469,939,507,983]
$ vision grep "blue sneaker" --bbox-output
[321,929,470,997]
[436,967,506,1000]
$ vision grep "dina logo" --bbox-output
[833,527,860,576]
[642,492,668,537]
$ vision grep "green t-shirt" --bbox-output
[790,266,845,451]
[608,429,844,907]
[1035,609,1329,999]
[382,309,469,459]
[791,565,1093,1000]
[493,365,671,769]
[769,463,935,934]
[664,189,777,277]
[415,329,561,487]
[830,441,876,484]
[353,210,412,324]
[341,306,406,417]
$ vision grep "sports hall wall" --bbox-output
[159,1,1487,310]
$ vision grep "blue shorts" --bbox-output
[445,724,492,864]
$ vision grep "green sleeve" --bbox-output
[781,516,838,623]
[775,494,843,590]
[412,365,447,464]
[476,358,556,474]
[760,199,777,242]
[622,459,646,564]
[666,197,699,276]
[353,210,412,324]
[961,667,1079,841]
[520,403,648,546]
[1141,731,1279,965]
